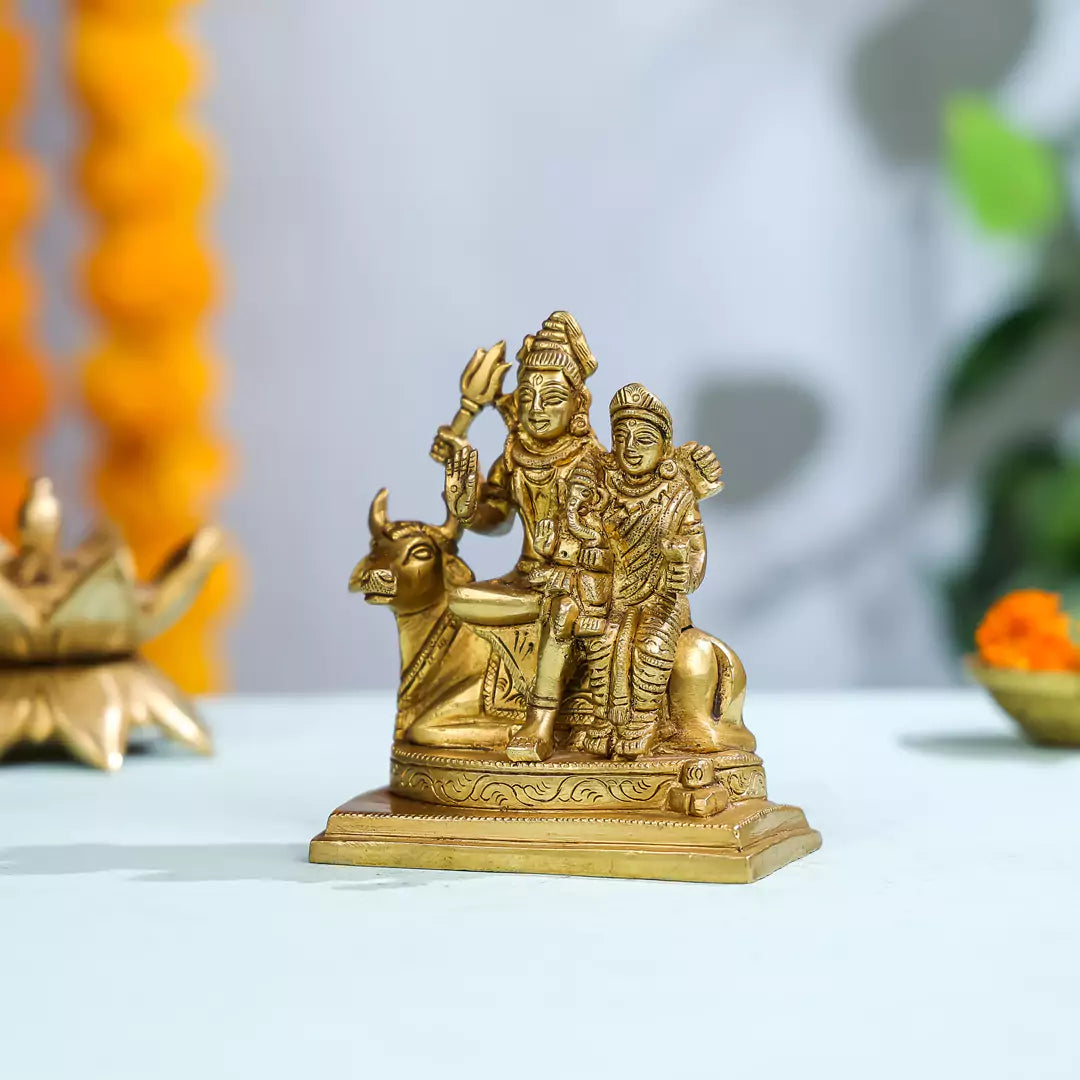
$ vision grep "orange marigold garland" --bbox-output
[975,590,1080,672]
[69,0,234,692]
[0,4,50,539]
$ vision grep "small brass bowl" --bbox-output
[967,656,1080,746]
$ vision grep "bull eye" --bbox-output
[404,544,435,564]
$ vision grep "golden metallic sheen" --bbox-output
[311,312,820,882]
[0,478,221,770]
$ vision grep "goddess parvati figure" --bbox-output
[571,384,708,759]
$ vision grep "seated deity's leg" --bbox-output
[568,624,617,756]
[404,712,515,750]
[448,580,541,626]
[506,617,572,762]
[614,596,681,759]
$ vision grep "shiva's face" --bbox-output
[612,418,665,476]
[516,370,578,440]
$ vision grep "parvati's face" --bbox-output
[516,370,577,440]
[612,418,665,476]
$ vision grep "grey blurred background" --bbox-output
[21,0,1080,690]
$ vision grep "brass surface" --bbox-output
[387,741,766,813]
[968,656,1080,746]
[315,312,818,881]
[0,479,221,769]
[310,789,821,884]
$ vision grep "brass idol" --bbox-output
[311,312,819,882]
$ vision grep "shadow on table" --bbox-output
[0,742,165,767]
[901,731,1074,763]
[0,843,477,890]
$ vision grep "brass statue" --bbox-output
[311,313,819,883]
[0,478,222,770]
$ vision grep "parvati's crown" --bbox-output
[610,383,673,442]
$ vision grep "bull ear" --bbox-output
[442,552,474,588]
[368,488,389,536]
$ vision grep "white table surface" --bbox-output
[2,689,1078,1079]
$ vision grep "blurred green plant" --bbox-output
[945,96,1066,235]
[941,94,1080,648]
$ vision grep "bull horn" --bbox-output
[368,488,389,535]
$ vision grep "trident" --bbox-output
[429,340,510,461]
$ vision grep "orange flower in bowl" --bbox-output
[975,590,1079,672]
[970,591,1080,745]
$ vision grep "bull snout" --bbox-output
[348,562,397,603]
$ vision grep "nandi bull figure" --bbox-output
[310,312,820,883]
[350,487,755,758]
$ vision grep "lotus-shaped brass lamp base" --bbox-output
[967,656,1080,746]
[0,478,223,770]
[0,659,212,770]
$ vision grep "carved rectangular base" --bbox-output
[309,789,821,884]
